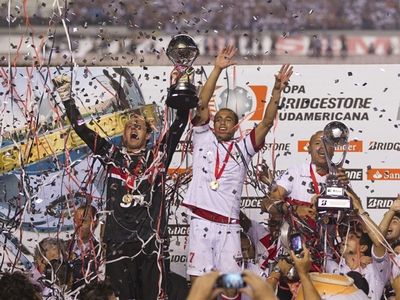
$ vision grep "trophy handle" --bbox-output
[322,137,348,184]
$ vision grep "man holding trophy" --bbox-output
[262,123,351,220]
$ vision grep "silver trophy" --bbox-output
[166,34,199,110]
[317,121,351,210]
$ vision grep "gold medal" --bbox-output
[210,180,219,191]
[122,194,134,204]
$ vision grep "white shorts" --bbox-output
[186,217,242,276]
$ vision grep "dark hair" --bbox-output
[347,271,369,296]
[0,272,41,300]
[78,280,115,300]
[391,239,400,249]
[359,233,373,257]
[34,237,66,262]
[126,113,153,134]
[216,108,239,125]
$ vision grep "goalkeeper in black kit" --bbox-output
[54,74,189,300]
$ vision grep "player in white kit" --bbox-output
[182,45,293,284]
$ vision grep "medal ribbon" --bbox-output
[309,163,320,195]
[215,142,235,181]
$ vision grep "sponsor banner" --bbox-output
[240,197,263,209]
[367,197,398,209]
[345,169,364,181]
[168,224,190,237]
[367,169,400,180]
[368,141,400,151]
[297,140,363,153]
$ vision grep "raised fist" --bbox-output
[53,74,71,102]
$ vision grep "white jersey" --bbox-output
[276,162,327,203]
[246,220,275,268]
[326,247,391,300]
[183,123,260,219]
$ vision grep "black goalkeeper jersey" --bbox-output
[63,99,188,243]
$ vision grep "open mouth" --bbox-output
[219,127,227,132]
[130,133,138,140]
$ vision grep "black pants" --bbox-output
[105,241,167,300]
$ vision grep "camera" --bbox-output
[216,273,246,289]
[290,233,303,255]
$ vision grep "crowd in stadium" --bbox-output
[0,0,399,30]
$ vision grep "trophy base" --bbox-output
[316,196,352,210]
[166,85,199,110]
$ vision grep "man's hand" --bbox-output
[290,245,311,276]
[187,272,223,300]
[295,205,316,219]
[258,164,274,187]
[360,255,372,268]
[345,188,362,211]
[277,258,293,276]
[215,45,237,71]
[273,64,293,93]
[389,194,400,212]
[241,270,278,300]
[53,74,72,102]
[170,69,180,85]
[261,196,286,215]
[337,168,350,186]
[391,274,400,298]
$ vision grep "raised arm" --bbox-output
[162,109,189,169]
[54,75,111,157]
[192,46,237,126]
[346,188,386,257]
[254,64,293,147]
[291,247,321,300]
[379,194,400,235]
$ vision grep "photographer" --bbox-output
[290,246,321,300]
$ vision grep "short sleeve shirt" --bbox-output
[276,162,327,203]
[183,123,262,219]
